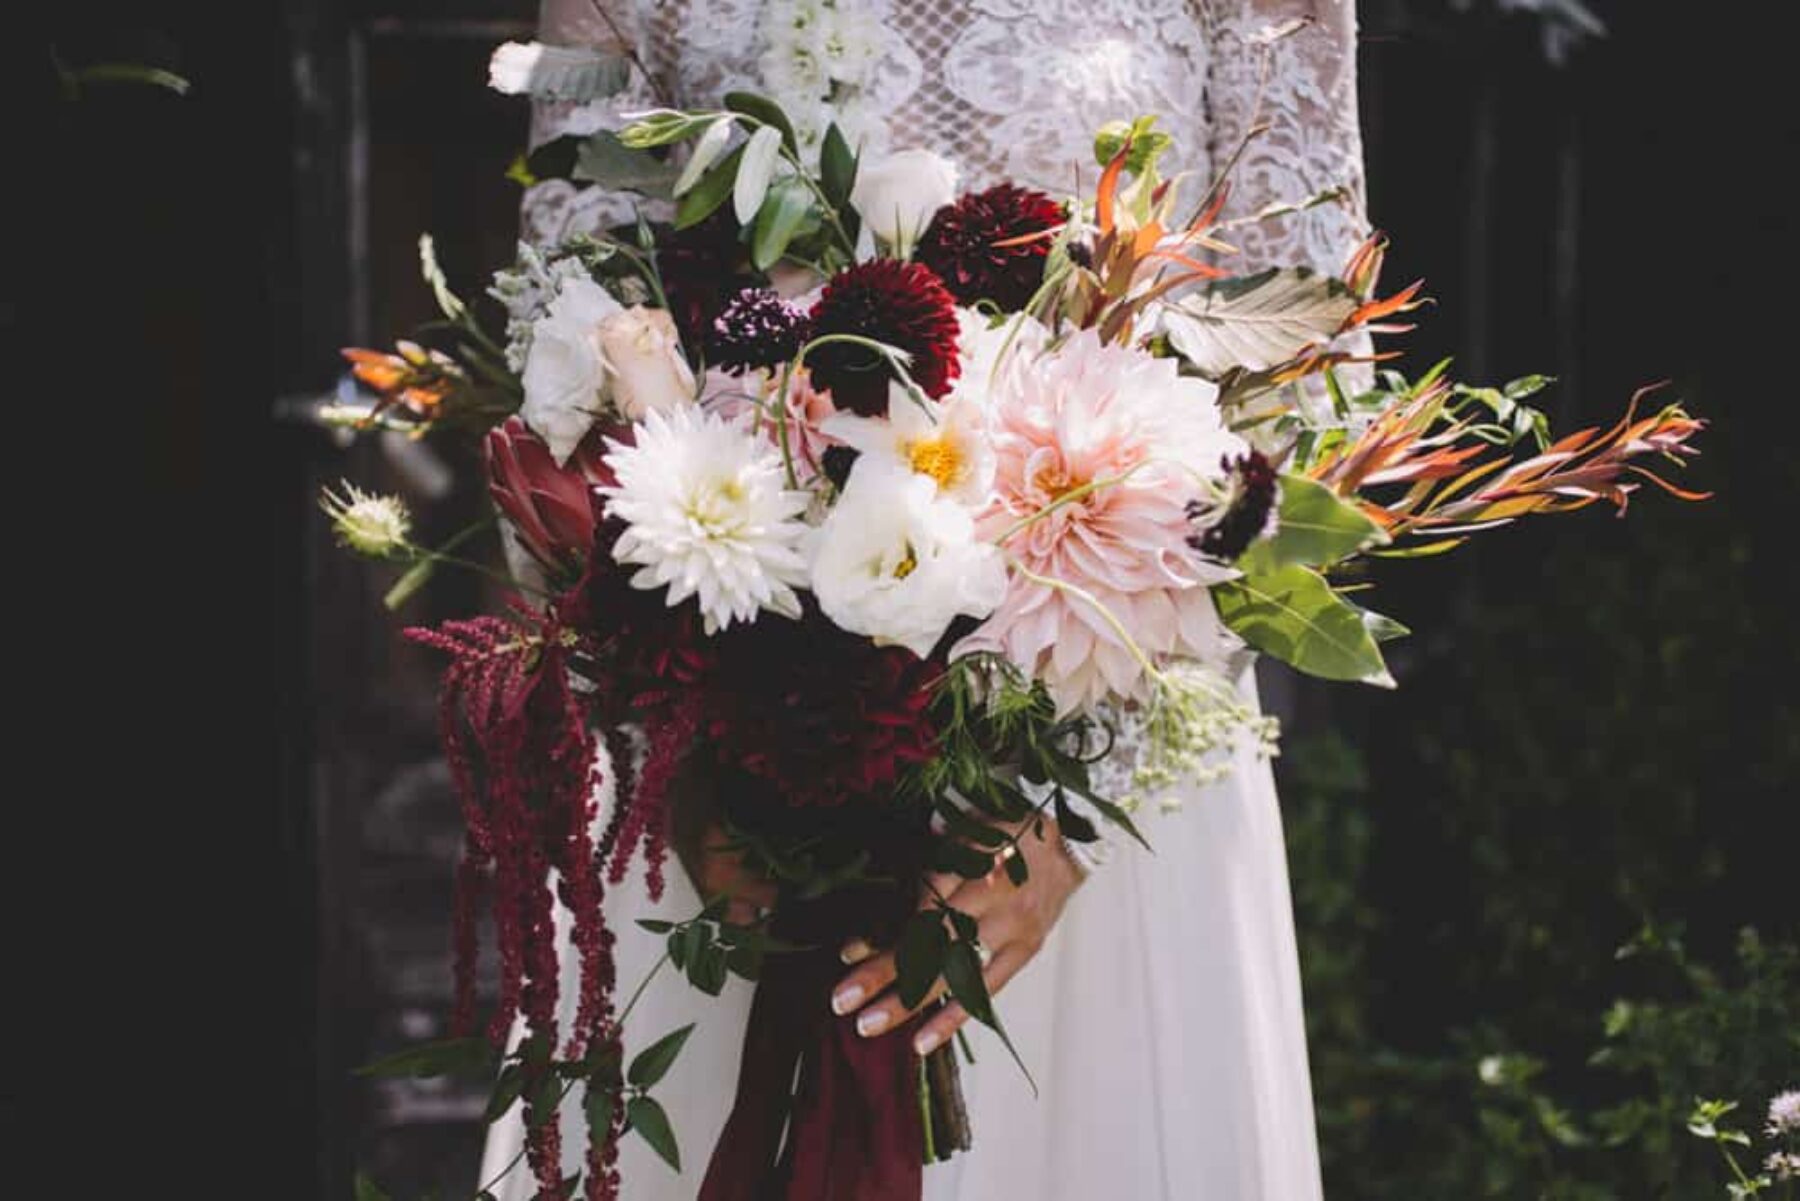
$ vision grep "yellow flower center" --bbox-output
[906,436,963,489]
[893,548,919,580]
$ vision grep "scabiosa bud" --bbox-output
[807,259,961,417]
[1188,450,1280,563]
[320,481,412,558]
[916,183,1066,310]
[707,287,812,375]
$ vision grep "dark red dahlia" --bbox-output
[916,183,1066,311]
[1189,450,1280,563]
[707,287,812,375]
[806,259,961,417]
[703,604,939,807]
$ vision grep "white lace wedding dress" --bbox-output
[482,3,1368,1198]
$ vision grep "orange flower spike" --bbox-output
[343,348,408,394]
[1094,144,1132,236]
[1342,233,1390,298]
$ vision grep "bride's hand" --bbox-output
[829,816,1084,1056]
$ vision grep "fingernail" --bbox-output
[857,1008,890,1037]
[839,939,873,965]
[913,1029,942,1056]
[831,985,864,1016]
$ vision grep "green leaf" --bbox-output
[526,1073,563,1129]
[1236,474,1386,574]
[820,122,858,210]
[895,913,951,1009]
[584,1084,618,1142]
[936,804,1009,848]
[734,125,784,225]
[353,1171,391,1201]
[1052,792,1098,844]
[726,939,766,980]
[689,941,730,996]
[724,91,800,157]
[1356,605,1411,643]
[483,1065,525,1124]
[942,941,1036,1094]
[673,115,736,197]
[675,144,745,230]
[1003,849,1029,887]
[354,1036,494,1079]
[930,838,996,880]
[751,176,814,270]
[636,918,675,934]
[1074,790,1152,852]
[574,131,681,198]
[626,1096,682,1171]
[1215,565,1395,686]
[628,1024,695,1088]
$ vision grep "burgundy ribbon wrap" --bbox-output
[699,879,926,1201]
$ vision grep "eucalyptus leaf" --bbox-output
[734,125,783,225]
[626,1096,682,1171]
[629,1024,695,1088]
[724,91,800,157]
[574,131,681,198]
[751,176,814,270]
[1162,268,1358,377]
[1235,473,1386,574]
[1215,565,1395,686]
[675,144,745,230]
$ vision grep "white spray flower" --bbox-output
[600,407,812,633]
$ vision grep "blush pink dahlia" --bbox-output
[953,330,1246,713]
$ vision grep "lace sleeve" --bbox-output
[521,0,669,245]
[1203,0,1370,276]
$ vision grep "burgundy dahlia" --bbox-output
[1190,450,1281,563]
[916,183,1066,310]
[806,259,961,417]
[707,287,812,375]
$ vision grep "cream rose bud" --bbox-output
[597,306,696,420]
[850,149,959,255]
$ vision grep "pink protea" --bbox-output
[484,416,618,576]
[953,329,1245,713]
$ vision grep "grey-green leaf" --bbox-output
[1215,565,1395,686]
[734,125,783,225]
[489,43,630,102]
[1235,473,1386,574]
[628,1024,695,1089]
[627,1096,682,1172]
[574,131,681,198]
[1162,268,1359,377]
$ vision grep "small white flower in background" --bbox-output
[851,149,959,257]
[601,407,812,634]
[810,459,1007,657]
[823,382,994,506]
[1768,1151,1800,1182]
[757,0,893,158]
[320,482,412,559]
[520,276,623,463]
[597,306,696,420]
[1769,1089,1800,1136]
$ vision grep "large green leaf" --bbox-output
[1215,565,1395,686]
[751,176,813,270]
[1237,473,1387,574]
[628,1024,695,1089]
[573,131,681,198]
[820,122,859,210]
[1162,268,1359,377]
[626,1096,682,1171]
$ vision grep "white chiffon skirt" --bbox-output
[482,680,1324,1201]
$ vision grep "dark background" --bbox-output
[27,1,1797,1197]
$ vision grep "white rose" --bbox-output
[850,148,959,257]
[597,306,696,421]
[810,459,1007,657]
[520,276,622,463]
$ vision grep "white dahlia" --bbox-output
[600,407,812,633]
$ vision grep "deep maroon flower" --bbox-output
[654,208,754,351]
[704,603,939,807]
[707,287,812,375]
[1189,450,1280,563]
[916,184,1065,310]
[806,259,961,417]
[485,416,617,577]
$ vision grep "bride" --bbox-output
[483,2,1368,1197]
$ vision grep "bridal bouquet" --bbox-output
[331,62,1705,1201]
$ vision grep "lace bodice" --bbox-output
[524,0,1367,278]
